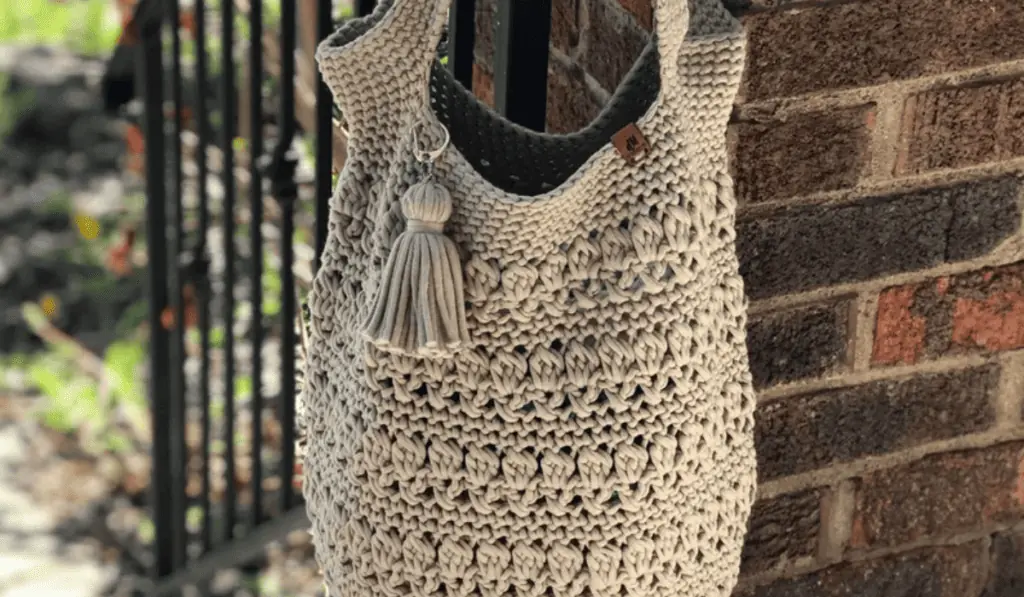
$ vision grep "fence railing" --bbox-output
[120,0,553,593]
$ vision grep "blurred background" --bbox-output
[0,0,345,594]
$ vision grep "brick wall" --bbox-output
[470,1,1024,595]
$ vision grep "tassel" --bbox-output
[363,177,470,358]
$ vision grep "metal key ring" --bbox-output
[411,118,451,165]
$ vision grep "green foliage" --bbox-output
[0,0,120,56]
[188,324,227,349]
[28,356,97,433]
[41,191,73,215]
[104,339,148,410]
[18,303,149,454]
[263,250,283,318]
[235,374,253,400]
[137,516,156,544]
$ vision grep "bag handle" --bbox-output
[416,0,690,106]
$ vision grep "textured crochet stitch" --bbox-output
[304,0,757,595]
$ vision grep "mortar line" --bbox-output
[756,353,995,403]
[756,429,1024,501]
[745,250,1024,316]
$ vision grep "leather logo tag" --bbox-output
[612,123,651,164]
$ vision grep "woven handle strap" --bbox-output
[418,0,690,89]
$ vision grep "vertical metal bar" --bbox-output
[220,0,238,541]
[137,0,172,579]
[248,0,265,527]
[275,0,299,514]
[447,0,476,89]
[279,191,297,511]
[278,0,296,144]
[313,0,333,273]
[493,0,551,131]
[192,0,213,556]
[356,0,376,16]
[167,0,189,570]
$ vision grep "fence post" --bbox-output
[248,0,266,528]
[190,0,215,557]
[493,0,551,131]
[135,0,173,579]
[220,0,239,541]
[262,0,300,514]
[313,0,334,272]
[448,0,476,89]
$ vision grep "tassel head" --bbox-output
[362,177,471,359]
[402,179,453,231]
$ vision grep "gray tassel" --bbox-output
[363,177,470,358]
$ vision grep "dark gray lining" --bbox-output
[428,44,661,196]
[322,0,662,197]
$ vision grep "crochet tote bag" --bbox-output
[306,0,756,595]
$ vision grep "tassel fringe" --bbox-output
[363,178,470,358]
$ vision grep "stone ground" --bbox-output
[0,412,115,597]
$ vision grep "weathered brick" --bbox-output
[472,63,495,108]
[756,366,998,481]
[873,261,1024,366]
[725,0,794,9]
[746,301,850,389]
[740,489,821,575]
[581,0,648,93]
[546,59,603,134]
[735,542,988,597]
[983,531,1024,597]
[616,0,652,30]
[551,0,581,53]
[873,285,927,367]
[742,0,1024,100]
[734,106,874,204]
[851,442,1024,549]
[473,0,496,68]
[738,177,1023,300]
[946,176,1023,261]
[901,78,1024,175]
[952,267,1024,353]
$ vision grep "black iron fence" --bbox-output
[120,0,554,593]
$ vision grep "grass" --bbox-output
[0,0,121,56]
[18,303,151,456]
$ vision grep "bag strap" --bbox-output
[415,0,690,104]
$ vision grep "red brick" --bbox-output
[733,105,874,204]
[742,0,1024,100]
[952,277,1024,353]
[872,262,1024,365]
[873,286,927,366]
[551,0,581,53]
[741,489,821,575]
[472,63,495,108]
[851,442,1024,549]
[900,78,1024,175]
[616,0,652,30]
[581,0,648,93]
[545,59,603,133]
[473,0,496,68]
[736,542,988,597]
[984,531,1024,597]
[755,366,998,481]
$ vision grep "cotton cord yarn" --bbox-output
[305,0,757,596]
